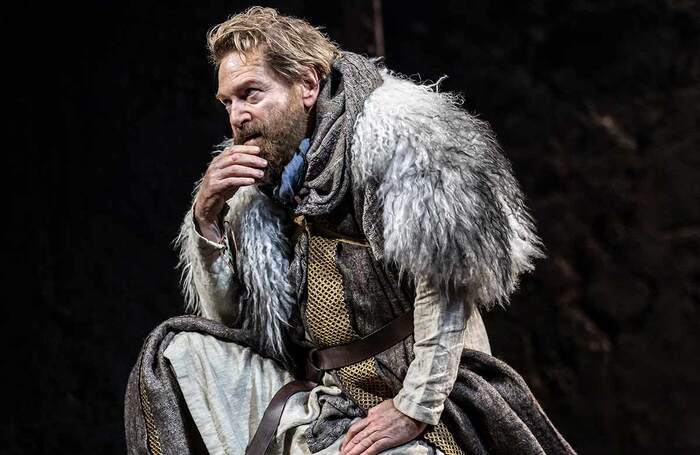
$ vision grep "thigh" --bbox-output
[281,412,445,455]
[164,332,295,454]
[302,420,445,455]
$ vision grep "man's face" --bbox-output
[216,51,309,185]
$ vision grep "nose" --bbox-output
[228,100,252,130]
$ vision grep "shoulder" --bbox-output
[351,71,544,310]
[351,70,499,184]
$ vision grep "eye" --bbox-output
[245,87,261,100]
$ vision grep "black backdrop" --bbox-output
[6,1,699,453]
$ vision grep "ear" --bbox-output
[298,67,320,110]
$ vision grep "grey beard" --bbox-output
[259,140,297,186]
[236,110,309,187]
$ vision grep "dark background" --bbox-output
[6,0,699,453]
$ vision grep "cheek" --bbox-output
[263,90,295,114]
[250,103,277,127]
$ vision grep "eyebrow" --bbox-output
[215,77,263,101]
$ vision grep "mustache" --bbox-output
[233,124,265,145]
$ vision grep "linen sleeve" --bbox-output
[175,202,241,324]
[392,277,473,426]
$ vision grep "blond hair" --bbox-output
[206,6,341,83]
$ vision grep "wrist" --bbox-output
[393,390,442,426]
[406,414,428,431]
[193,213,224,244]
[391,399,428,432]
[198,221,223,243]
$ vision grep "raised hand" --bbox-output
[193,144,267,242]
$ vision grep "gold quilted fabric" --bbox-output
[139,367,163,455]
[305,232,463,455]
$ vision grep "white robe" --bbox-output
[164,332,446,454]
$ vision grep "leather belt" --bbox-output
[245,309,415,455]
[245,380,317,455]
[306,309,415,373]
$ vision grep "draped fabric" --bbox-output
[125,316,575,454]
[294,51,383,216]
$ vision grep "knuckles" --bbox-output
[358,439,373,449]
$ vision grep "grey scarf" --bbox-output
[294,51,384,216]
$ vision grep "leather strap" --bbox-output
[245,310,414,455]
[244,380,317,455]
[308,309,415,372]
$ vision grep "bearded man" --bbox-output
[125,7,576,455]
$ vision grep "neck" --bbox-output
[305,105,317,138]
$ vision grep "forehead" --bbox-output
[217,51,279,93]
